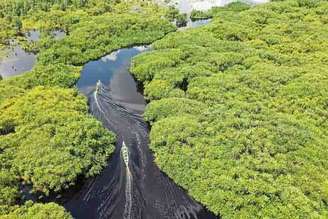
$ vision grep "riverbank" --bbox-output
[65,18,216,216]
[157,0,269,13]
[130,0,328,218]
[0,1,178,217]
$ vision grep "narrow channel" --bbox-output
[64,20,217,218]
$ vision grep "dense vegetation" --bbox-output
[2,202,72,219]
[0,0,176,217]
[190,9,212,21]
[131,1,328,218]
[1,87,115,193]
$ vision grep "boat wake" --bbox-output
[65,81,217,219]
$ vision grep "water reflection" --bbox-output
[77,46,148,113]
[0,41,36,79]
[177,0,269,12]
[52,30,66,40]
[183,18,212,29]
[25,30,40,42]
[0,29,67,79]
[72,39,218,218]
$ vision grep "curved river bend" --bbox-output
[66,43,217,218]
[0,19,216,218]
[0,1,269,217]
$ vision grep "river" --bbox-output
[0,1,268,217]
[66,22,217,217]
[0,15,216,219]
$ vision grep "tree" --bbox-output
[176,13,188,27]
[130,1,328,217]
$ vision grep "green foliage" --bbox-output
[0,18,16,46]
[14,17,22,32]
[131,0,328,218]
[144,80,175,100]
[0,0,93,17]
[150,115,202,149]
[176,13,188,27]
[2,201,72,219]
[144,97,206,123]
[0,0,176,217]
[190,10,212,21]
[37,14,175,65]
[0,87,116,195]
[0,83,25,103]
[211,1,250,13]
[131,49,186,82]
[0,171,18,207]
[164,6,179,21]
[2,64,81,89]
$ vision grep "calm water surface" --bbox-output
[0,2,267,217]
[0,30,66,79]
[67,19,217,219]
[77,46,148,113]
[177,0,269,12]
[52,30,66,40]
[0,42,36,78]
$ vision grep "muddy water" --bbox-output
[67,38,217,217]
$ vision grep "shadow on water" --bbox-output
[77,46,148,113]
[65,28,218,218]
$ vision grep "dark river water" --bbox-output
[68,42,217,218]
[0,18,216,218]
[77,46,148,114]
[65,19,217,218]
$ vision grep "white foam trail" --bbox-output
[94,91,105,114]
[94,80,105,114]
[121,141,132,219]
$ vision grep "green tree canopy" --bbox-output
[131,0,328,217]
